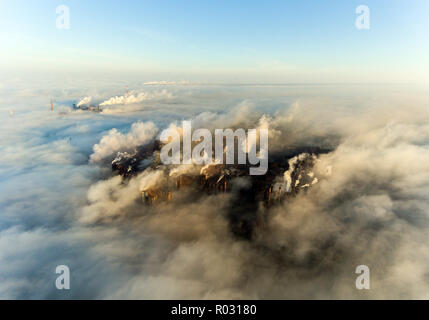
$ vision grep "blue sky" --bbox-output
[0,0,428,83]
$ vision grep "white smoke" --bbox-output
[77,96,92,107]
[90,121,158,163]
[100,90,175,106]
[139,169,166,192]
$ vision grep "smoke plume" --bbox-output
[100,90,175,106]
[77,96,92,107]
[90,121,158,163]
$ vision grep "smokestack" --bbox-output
[267,186,272,206]
[50,99,54,112]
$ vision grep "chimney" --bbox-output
[50,99,54,111]
[267,186,272,207]
[177,176,183,190]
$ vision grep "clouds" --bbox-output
[1,82,429,299]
